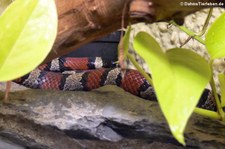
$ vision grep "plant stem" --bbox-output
[170,8,213,46]
[170,21,205,45]
[127,53,153,87]
[194,107,221,120]
[209,60,225,121]
[4,81,11,103]
[196,8,213,36]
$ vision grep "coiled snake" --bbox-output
[14,57,216,111]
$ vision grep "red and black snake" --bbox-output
[14,57,216,111]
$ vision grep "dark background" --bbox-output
[63,31,120,61]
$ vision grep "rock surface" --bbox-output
[0,84,225,149]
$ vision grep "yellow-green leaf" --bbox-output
[123,25,132,56]
[205,12,225,59]
[0,0,58,81]
[133,32,211,145]
[218,74,225,108]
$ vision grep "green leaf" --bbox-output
[218,74,225,108]
[117,26,132,62]
[133,32,211,145]
[205,12,225,59]
[0,0,58,81]
[123,25,132,56]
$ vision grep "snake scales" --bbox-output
[14,57,216,111]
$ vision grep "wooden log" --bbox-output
[43,0,224,63]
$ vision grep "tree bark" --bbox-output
[43,0,224,63]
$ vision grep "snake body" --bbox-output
[14,57,216,111]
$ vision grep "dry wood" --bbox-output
[43,0,224,63]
